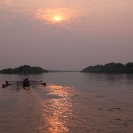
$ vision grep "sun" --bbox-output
[54,16,62,22]
[55,17,61,21]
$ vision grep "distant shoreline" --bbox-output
[0,65,49,74]
[81,62,133,74]
[1,62,133,74]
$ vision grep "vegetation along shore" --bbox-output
[81,62,133,74]
[0,65,49,74]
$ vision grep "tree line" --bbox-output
[81,62,133,73]
[0,65,49,74]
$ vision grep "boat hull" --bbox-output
[23,82,30,89]
[23,86,30,89]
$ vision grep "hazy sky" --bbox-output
[0,0,133,70]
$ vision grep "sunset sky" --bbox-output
[0,0,133,70]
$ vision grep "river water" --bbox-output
[0,72,133,133]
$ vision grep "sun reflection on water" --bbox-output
[41,84,74,133]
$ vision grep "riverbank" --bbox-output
[81,62,133,73]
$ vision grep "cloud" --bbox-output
[0,0,133,35]
[0,1,35,27]
[0,1,84,34]
[34,7,83,31]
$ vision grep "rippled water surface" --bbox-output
[0,73,133,133]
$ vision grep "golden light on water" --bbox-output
[41,84,74,133]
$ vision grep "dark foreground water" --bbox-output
[0,72,133,133]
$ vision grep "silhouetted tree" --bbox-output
[81,62,133,74]
[0,65,49,74]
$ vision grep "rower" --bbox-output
[26,78,29,82]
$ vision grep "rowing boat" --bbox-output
[2,78,46,89]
